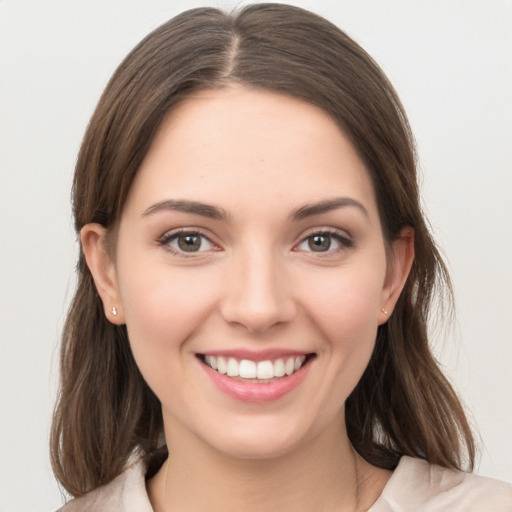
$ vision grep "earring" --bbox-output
[380,307,389,315]
[110,306,117,316]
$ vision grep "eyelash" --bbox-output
[158,228,218,258]
[157,228,354,258]
[294,229,354,256]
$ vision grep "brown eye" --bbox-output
[295,230,354,254]
[178,234,202,252]
[308,234,332,252]
[161,231,215,254]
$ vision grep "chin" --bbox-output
[197,412,334,462]
[213,432,304,461]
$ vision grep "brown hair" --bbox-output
[51,3,475,497]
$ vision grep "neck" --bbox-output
[148,415,389,512]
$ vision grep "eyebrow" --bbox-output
[142,197,368,222]
[142,199,229,220]
[290,197,369,221]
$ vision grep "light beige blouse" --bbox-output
[58,456,512,511]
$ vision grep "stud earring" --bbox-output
[110,306,117,316]
[380,307,389,315]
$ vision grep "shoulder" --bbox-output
[56,458,153,512]
[371,456,512,512]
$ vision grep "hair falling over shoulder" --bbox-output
[51,3,476,497]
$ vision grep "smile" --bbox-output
[200,354,310,381]
[197,351,316,403]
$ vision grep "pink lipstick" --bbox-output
[198,352,314,403]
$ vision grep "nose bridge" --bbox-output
[221,238,295,333]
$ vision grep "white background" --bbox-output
[1,1,511,510]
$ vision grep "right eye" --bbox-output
[159,230,216,256]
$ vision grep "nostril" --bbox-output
[220,295,297,334]
[218,256,298,334]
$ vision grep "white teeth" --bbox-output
[203,354,309,379]
[284,357,295,375]
[239,359,257,379]
[274,359,286,377]
[257,360,274,379]
[294,356,305,371]
[216,356,227,375]
[273,358,285,377]
[205,355,217,370]
[227,357,239,377]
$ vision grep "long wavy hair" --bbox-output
[51,3,475,497]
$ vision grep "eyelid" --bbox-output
[157,227,221,257]
[156,226,353,257]
[293,227,354,253]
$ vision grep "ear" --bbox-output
[378,226,415,325]
[80,223,125,325]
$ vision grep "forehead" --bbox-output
[126,86,378,220]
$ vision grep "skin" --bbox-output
[82,87,414,511]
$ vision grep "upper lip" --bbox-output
[196,349,314,362]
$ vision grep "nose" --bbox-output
[220,247,297,335]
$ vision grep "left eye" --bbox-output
[164,232,215,253]
[296,232,351,253]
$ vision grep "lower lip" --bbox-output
[201,359,312,403]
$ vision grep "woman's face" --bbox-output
[85,87,411,459]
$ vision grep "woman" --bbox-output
[51,4,512,511]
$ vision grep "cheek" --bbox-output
[302,263,385,389]
[306,264,385,338]
[115,256,219,382]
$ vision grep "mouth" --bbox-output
[197,353,315,383]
